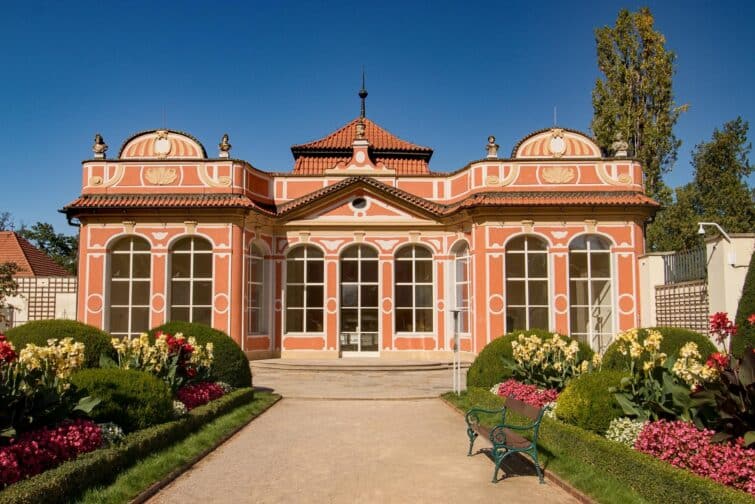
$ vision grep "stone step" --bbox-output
[250,359,472,373]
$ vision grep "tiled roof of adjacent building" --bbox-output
[290,118,433,175]
[0,231,70,277]
[63,194,276,215]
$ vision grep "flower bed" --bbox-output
[491,379,558,408]
[635,420,755,495]
[176,382,226,410]
[0,420,102,487]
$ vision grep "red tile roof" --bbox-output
[0,232,70,277]
[292,118,432,152]
[63,194,276,215]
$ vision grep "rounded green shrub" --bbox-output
[555,369,627,433]
[6,319,114,368]
[71,368,173,432]
[148,321,251,388]
[734,251,755,357]
[602,327,717,371]
[466,329,594,389]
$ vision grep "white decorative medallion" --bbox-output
[153,130,172,158]
[548,128,567,157]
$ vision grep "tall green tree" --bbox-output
[0,261,19,326]
[591,7,686,204]
[18,222,78,274]
[645,183,700,251]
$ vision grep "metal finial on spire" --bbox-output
[359,68,368,119]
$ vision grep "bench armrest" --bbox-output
[499,421,539,431]
[465,406,506,426]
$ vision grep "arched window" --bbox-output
[569,235,612,350]
[506,235,549,331]
[395,245,433,333]
[170,237,213,326]
[339,244,379,352]
[108,236,151,338]
[453,243,470,334]
[247,243,267,335]
[285,245,324,333]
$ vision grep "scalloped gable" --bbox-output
[119,129,207,159]
[513,128,601,159]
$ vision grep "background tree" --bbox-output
[591,7,687,251]
[0,261,19,327]
[0,212,13,231]
[645,183,699,251]
[18,222,78,274]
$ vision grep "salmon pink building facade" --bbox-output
[64,103,658,360]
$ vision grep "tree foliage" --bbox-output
[19,222,78,274]
[591,7,686,202]
[734,251,755,357]
[0,261,19,325]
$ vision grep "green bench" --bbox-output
[464,397,548,483]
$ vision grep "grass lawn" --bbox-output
[443,389,649,504]
[75,391,280,504]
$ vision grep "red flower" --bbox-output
[709,312,737,344]
[748,313,755,325]
[705,352,730,370]
[176,382,226,410]
[0,335,16,364]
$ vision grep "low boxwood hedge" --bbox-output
[148,322,252,388]
[449,388,752,504]
[71,368,174,432]
[6,320,114,368]
[0,388,257,504]
[602,327,717,371]
[467,329,594,389]
[555,370,626,434]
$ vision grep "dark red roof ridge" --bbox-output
[0,231,70,277]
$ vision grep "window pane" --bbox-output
[172,238,191,251]
[528,281,548,306]
[361,285,378,307]
[251,258,264,282]
[341,285,357,307]
[307,260,323,283]
[569,280,589,305]
[192,238,212,251]
[111,255,130,278]
[361,309,378,332]
[455,259,468,282]
[395,261,412,283]
[529,307,549,330]
[341,261,358,282]
[109,307,129,333]
[569,253,588,278]
[288,247,304,259]
[594,308,613,335]
[569,236,587,250]
[305,309,323,332]
[396,247,413,259]
[361,260,378,282]
[507,236,526,250]
[171,307,190,323]
[395,309,413,332]
[415,260,432,282]
[132,308,150,333]
[415,285,432,307]
[415,309,433,332]
[306,286,323,307]
[458,311,469,333]
[110,282,129,306]
[286,308,303,332]
[527,253,548,278]
[455,284,469,309]
[112,239,132,252]
[171,281,190,305]
[506,307,527,332]
[194,253,212,278]
[590,253,611,278]
[341,309,358,331]
[132,254,151,279]
[527,237,547,251]
[570,307,590,334]
[342,246,358,258]
[361,246,377,259]
[414,247,432,259]
[591,280,611,306]
[287,285,304,307]
[172,255,191,279]
[506,280,525,305]
[587,236,610,250]
[505,253,524,277]
[193,307,212,326]
[287,260,303,283]
[193,281,212,306]
[132,281,150,305]
[306,247,323,259]
[395,285,412,307]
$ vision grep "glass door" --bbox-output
[340,245,379,355]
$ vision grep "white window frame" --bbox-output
[394,244,434,334]
[568,235,613,351]
[247,243,267,335]
[453,243,470,335]
[284,245,325,334]
[108,236,151,338]
[505,235,549,332]
[169,237,213,325]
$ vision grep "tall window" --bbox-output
[170,237,213,326]
[340,244,379,352]
[395,245,433,332]
[285,246,324,333]
[569,235,612,351]
[453,243,470,333]
[505,235,549,331]
[109,236,151,338]
[247,243,267,335]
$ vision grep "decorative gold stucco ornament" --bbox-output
[145,167,178,185]
[542,166,576,184]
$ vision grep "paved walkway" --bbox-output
[149,399,577,504]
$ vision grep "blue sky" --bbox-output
[0,1,752,232]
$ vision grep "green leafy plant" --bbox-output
[6,320,115,368]
[556,370,626,433]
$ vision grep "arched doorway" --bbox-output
[339,244,379,355]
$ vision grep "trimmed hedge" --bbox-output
[148,322,251,388]
[466,329,594,389]
[602,327,717,371]
[555,370,626,434]
[6,320,114,368]
[734,251,755,357]
[70,368,173,432]
[449,388,753,504]
[0,388,259,504]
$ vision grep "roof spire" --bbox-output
[359,67,368,119]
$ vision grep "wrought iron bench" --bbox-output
[464,397,548,483]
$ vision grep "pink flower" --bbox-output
[748,313,755,326]
[176,382,226,410]
[494,379,559,408]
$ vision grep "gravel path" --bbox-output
[148,398,578,504]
